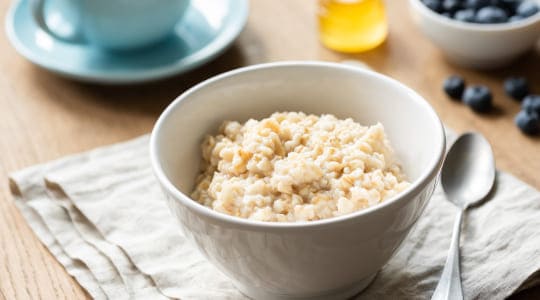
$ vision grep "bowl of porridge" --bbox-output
[150,62,445,300]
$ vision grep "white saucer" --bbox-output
[5,0,248,84]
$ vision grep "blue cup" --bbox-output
[31,0,191,50]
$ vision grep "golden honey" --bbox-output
[318,0,388,53]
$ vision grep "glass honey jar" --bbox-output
[318,0,388,53]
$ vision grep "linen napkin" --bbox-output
[9,132,540,300]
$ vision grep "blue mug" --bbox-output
[31,0,191,50]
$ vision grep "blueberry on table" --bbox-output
[443,75,466,100]
[465,0,491,10]
[515,110,540,135]
[476,6,509,23]
[463,85,493,112]
[517,1,539,17]
[503,77,529,101]
[423,0,444,13]
[454,9,476,22]
[522,95,540,114]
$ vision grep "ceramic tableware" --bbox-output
[150,61,446,300]
[6,0,248,83]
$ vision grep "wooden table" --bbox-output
[1,1,538,299]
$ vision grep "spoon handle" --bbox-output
[431,209,464,300]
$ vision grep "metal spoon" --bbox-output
[431,132,496,300]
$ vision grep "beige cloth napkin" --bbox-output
[9,133,540,300]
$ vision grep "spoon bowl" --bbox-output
[441,133,496,209]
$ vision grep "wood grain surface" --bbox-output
[0,0,538,299]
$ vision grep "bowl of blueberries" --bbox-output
[409,0,540,68]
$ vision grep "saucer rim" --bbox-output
[5,0,249,84]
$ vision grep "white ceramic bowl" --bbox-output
[409,0,540,69]
[150,62,446,300]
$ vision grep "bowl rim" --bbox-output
[150,61,446,230]
[410,0,540,32]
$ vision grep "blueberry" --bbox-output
[454,9,477,22]
[441,12,453,17]
[495,0,522,11]
[423,0,444,12]
[465,0,491,9]
[517,1,539,17]
[503,77,529,100]
[515,110,540,135]
[443,75,466,100]
[443,0,463,13]
[522,95,540,114]
[463,85,493,112]
[476,6,509,23]
[509,15,525,22]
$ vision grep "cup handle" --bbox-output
[30,0,84,43]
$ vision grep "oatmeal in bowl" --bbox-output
[150,62,445,300]
[192,112,410,222]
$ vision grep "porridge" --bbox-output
[191,112,410,222]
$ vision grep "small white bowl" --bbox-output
[409,0,540,69]
[150,62,446,300]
